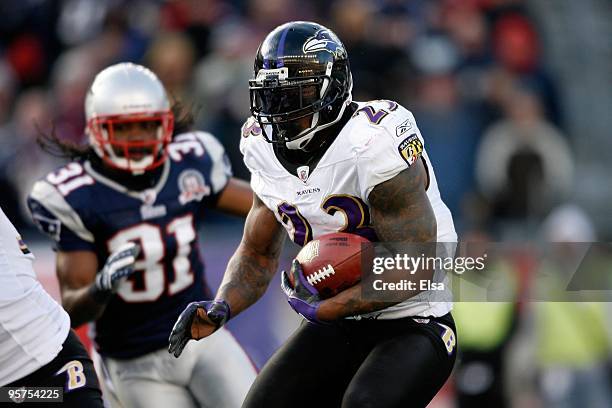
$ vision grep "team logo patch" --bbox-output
[303,29,346,58]
[297,166,310,183]
[436,323,457,355]
[395,117,413,137]
[16,235,31,254]
[178,169,211,205]
[56,360,87,391]
[398,134,423,166]
[241,117,263,138]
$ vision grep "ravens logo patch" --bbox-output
[398,134,423,166]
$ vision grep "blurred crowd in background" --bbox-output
[1,0,612,407]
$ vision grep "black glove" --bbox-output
[168,300,230,358]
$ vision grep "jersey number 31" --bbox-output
[107,215,195,302]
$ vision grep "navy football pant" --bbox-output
[243,313,457,408]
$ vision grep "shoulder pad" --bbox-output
[28,176,94,243]
[169,131,232,194]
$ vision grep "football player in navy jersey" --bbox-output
[170,22,458,408]
[28,63,256,408]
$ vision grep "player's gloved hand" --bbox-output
[90,242,140,302]
[168,300,230,358]
[281,259,326,324]
[95,242,140,292]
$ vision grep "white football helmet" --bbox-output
[85,63,174,173]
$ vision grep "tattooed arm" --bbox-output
[184,194,285,341]
[216,194,285,316]
[317,159,436,321]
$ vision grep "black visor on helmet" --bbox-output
[250,77,327,120]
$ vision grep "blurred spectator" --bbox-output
[0,61,17,126]
[410,35,483,224]
[491,13,562,126]
[193,21,257,128]
[329,0,399,100]
[475,87,573,227]
[145,31,197,107]
[193,21,258,180]
[442,0,496,115]
[159,0,236,59]
[56,0,111,47]
[0,88,58,227]
[50,47,99,144]
[370,0,418,51]
[533,204,612,408]
[6,33,46,86]
[245,0,311,37]
[1,1,61,87]
[453,230,519,408]
[92,3,154,64]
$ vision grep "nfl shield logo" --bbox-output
[297,166,309,183]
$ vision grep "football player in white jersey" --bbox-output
[170,22,458,407]
[27,63,257,408]
[0,206,104,406]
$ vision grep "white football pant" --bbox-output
[92,327,256,408]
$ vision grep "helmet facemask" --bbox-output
[88,111,174,174]
[249,23,353,151]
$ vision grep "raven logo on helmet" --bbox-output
[249,21,353,152]
[302,30,345,58]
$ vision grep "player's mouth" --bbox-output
[127,147,155,160]
[112,146,154,159]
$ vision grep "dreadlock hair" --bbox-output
[36,99,195,161]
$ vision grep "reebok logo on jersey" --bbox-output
[398,134,423,166]
[17,235,31,254]
[395,117,413,137]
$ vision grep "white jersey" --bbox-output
[241,100,457,319]
[0,207,70,386]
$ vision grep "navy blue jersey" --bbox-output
[28,132,232,359]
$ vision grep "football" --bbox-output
[293,232,371,299]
